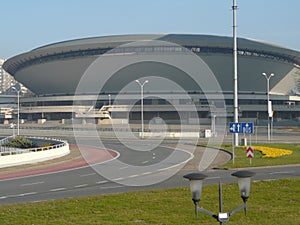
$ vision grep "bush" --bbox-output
[3,137,36,149]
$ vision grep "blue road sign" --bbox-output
[229,122,254,134]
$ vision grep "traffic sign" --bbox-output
[229,122,254,134]
[246,146,254,158]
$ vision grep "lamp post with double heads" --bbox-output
[262,72,274,141]
[184,170,255,224]
[12,86,21,136]
[135,79,148,139]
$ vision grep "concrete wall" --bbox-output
[0,143,70,168]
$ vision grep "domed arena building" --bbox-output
[3,34,300,125]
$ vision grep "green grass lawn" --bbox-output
[220,143,300,168]
[0,178,299,225]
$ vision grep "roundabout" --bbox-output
[0,136,231,204]
[0,136,70,168]
[0,129,298,206]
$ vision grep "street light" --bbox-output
[12,86,21,136]
[184,170,255,224]
[183,173,207,219]
[10,123,16,137]
[108,94,111,106]
[135,79,148,139]
[232,0,239,146]
[262,72,274,141]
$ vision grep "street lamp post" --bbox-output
[10,123,16,137]
[12,87,21,136]
[184,170,255,224]
[212,114,216,137]
[135,79,148,139]
[262,73,274,141]
[232,0,239,146]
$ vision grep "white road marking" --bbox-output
[100,185,123,190]
[254,179,276,182]
[0,192,38,199]
[158,167,169,172]
[0,148,120,182]
[18,192,37,197]
[270,171,294,175]
[142,160,149,164]
[129,174,139,178]
[74,184,88,188]
[96,180,109,184]
[157,163,181,171]
[206,177,221,180]
[120,166,129,170]
[0,195,15,198]
[50,188,67,192]
[142,172,151,175]
[113,177,125,181]
[80,173,96,177]
[21,181,45,186]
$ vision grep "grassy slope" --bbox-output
[0,178,299,225]
[220,143,300,168]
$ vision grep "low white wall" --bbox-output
[0,143,70,168]
[141,132,200,138]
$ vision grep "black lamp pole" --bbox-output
[184,170,255,224]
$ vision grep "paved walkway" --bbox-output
[181,145,231,172]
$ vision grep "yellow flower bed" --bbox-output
[253,146,293,158]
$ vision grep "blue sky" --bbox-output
[1,0,299,59]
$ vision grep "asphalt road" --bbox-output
[0,130,299,205]
[0,137,194,204]
[0,161,299,205]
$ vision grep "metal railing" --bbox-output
[0,136,67,156]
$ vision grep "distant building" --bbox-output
[2,34,300,125]
[0,59,28,95]
[0,59,16,94]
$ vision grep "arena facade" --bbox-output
[3,34,300,126]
